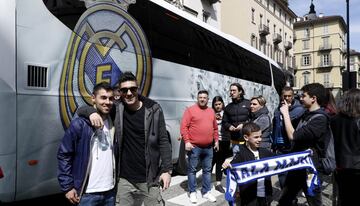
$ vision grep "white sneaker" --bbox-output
[189,192,197,204]
[203,192,216,202]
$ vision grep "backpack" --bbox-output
[297,113,336,175]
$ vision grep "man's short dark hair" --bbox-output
[230,83,245,96]
[242,122,261,136]
[282,86,294,94]
[93,82,113,95]
[117,71,137,86]
[301,83,327,107]
[198,90,209,96]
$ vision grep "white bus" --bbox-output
[0,0,286,202]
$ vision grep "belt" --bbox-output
[231,140,245,145]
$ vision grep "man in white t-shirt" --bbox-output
[58,82,116,206]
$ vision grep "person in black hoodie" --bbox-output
[250,95,272,150]
[330,88,360,206]
[222,122,273,206]
[278,83,330,206]
[222,83,251,155]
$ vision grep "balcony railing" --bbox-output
[259,24,270,36]
[273,33,282,44]
[319,44,332,51]
[318,61,333,68]
[324,82,334,88]
[284,41,292,50]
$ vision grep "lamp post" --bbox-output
[346,0,350,89]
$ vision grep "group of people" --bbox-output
[180,82,360,206]
[56,71,360,206]
[57,72,172,206]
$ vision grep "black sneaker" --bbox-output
[215,184,225,193]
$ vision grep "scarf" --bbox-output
[225,150,320,206]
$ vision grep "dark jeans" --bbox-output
[212,140,231,181]
[79,189,115,206]
[335,169,360,206]
[278,169,322,206]
[187,146,213,194]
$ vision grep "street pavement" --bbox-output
[162,170,337,206]
[2,170,336,206]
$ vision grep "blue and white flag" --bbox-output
[225,150,320,206]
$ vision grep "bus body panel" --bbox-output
[0,0,17,202]
[15,0,73,200]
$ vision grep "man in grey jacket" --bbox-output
[78,72,172,206]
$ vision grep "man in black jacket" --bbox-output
[77,72,172,206]
[222,83,250,155]
[278,83,330,206]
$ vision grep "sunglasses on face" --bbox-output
[119,87,138,94]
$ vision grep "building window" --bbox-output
[251,34,256,48]
[279,9,282,19]
[304,72,310,85]
[322,54,331,66]
[252,8,255,23]
[203,10,210,23]
[350,57,355,64]
[273,3,276,13]
[273,24,276,33]
[260,39,266,54]
[323,25,328,34]
[303,39,309,49]
[322,37,330,48]
[323,73,330,85]
[267,19,270,26]
[304,28,310,38]
[302,54,311,66]
[267,0,269,8]
[260,14,263,25]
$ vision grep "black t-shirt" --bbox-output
[120,105,146,183]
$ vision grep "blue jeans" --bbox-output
[187,146,213,194]
[79,189,115,206]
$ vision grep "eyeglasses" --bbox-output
[119,87,138,94]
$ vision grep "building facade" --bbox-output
[293,2,346,98]
[220,0,297,84]
[350,50,360,88]
[163,0,221,29]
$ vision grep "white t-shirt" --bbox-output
[86,119,114,193]
[249,149,265,197]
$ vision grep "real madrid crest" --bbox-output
[60,0,152,128]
